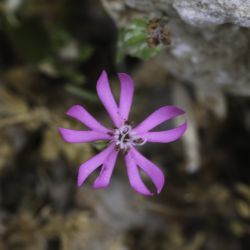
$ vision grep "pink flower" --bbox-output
[59,71,187,195]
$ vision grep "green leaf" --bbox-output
[3,17,52,63]
[65,85,99,103]
[79,44,94,61]
[93,141,109,151]
[117,17,165,61]
[123,32,147,47]
[129,18,148,29]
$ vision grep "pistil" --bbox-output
[111,124,146,153]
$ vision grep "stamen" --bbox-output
[132,137,147,146]
[111,123,146,152]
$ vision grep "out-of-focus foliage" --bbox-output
[117,18,165,61]
[0,0,97,102]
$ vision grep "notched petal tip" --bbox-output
[66,104,82,116]
[92,174,109,189]
[131,148,165,195]
[58,127,63,133]
[96,70,108,88]
[92,181,109,190]
[77,175,83,187]
[132,185,154,196]
[182,121,188,132]
[173,121,188,139]
[77,166,89,188]
[156,178,165,194]
[58,127,68,142]
[92,173,110,189]
[175,106,185,113]
[92,149,118,190]
[77,166,85,187]
[161,105,185,115]
[76,144,116,188]
[125,151,157,196]
[117,72,133,80]
[101,69,108,75]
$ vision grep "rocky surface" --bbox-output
[102,0,250,95]
[174,0,250,28]
[125,0,250,28]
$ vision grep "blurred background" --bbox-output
[0,0,249,249]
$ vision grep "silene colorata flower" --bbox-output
[59,70,187,195]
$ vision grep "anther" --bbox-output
[112,124,146,151]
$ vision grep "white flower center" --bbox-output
[112,124,146,153]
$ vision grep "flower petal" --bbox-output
[131,148,165,194]
[96,70,121,127]
[93,150,118,189]
[58,128,110,143]
[118,73,134,121]
[133,106,185,134]
[124,151,153,196]
[77,144,115,187]
[66,105,109,133]
[141,122,187,143]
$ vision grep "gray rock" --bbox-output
[125,0,250,27]
[173,0,250,28]
[102,0,250,94]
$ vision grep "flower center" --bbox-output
[112,124,146,153]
